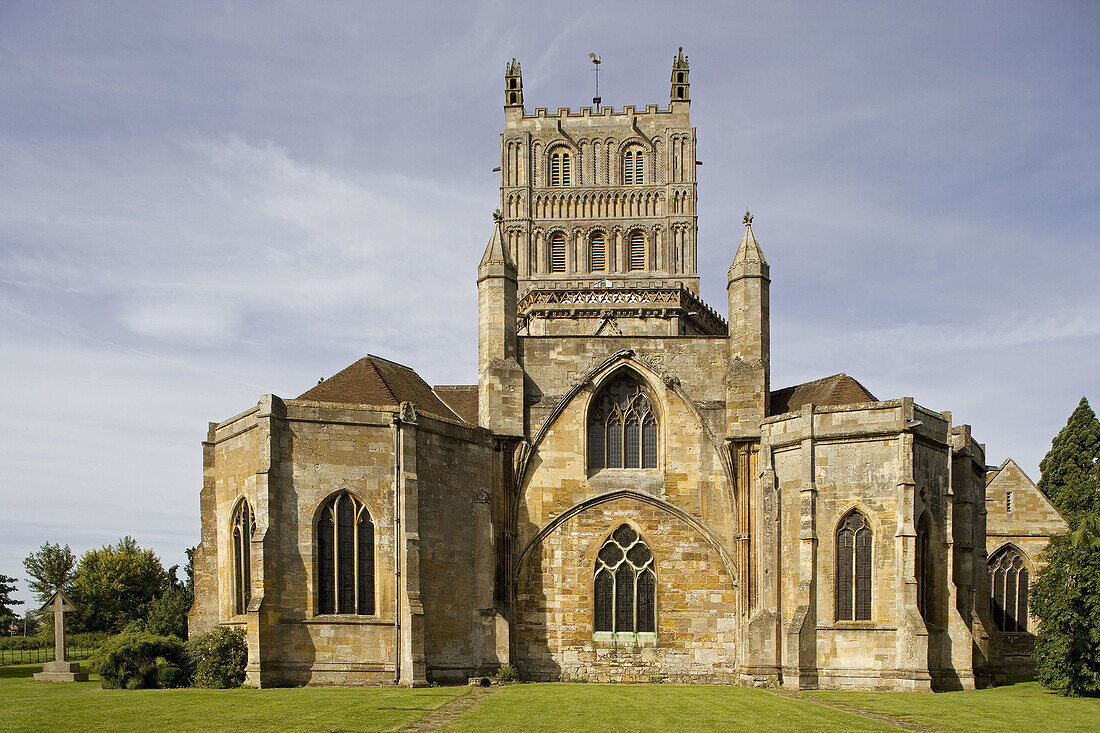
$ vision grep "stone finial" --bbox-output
[743,210,753,225]
[493,208,503,223]
[729,211,769,282]
[674,47,689,70]
[479,217,514,270]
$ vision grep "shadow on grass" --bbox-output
[0,665,38,680]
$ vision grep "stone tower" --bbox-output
[726,211,770,437]
[477,213,524,436]
[497,50,724,338]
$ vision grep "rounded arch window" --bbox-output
[549,148,572,186]
[627,230,646,271]
[548,231,567,273]
[317,492,375,615]
[989,546,1029,632]
[588,230,606,272]
[594,524,655,634]
[231,498,255,615]
[623,146,645,185]
[588,371,658,470]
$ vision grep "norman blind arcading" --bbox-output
[588,371,658,470]
[836,510,871,621]
[317,493,375,615]
[232,499,255,615]
[594,524,656,634]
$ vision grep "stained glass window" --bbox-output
[989,547,1029,632]
[232,499,255,615]
[317,493,375,615]
[588,372,658,470]
[836,510,872,621]
[594,524,656,635]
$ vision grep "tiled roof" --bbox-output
[434,385,479,425]
[297,355,459,422]
[769,373,876,416]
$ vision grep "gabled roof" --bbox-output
[297,355,460,422]
[769,373,876,415]
[434,385,478,425]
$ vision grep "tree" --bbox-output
[1030,534,1100,696]
[1038,397,1100,527]
[70,537,169,633]
[22,542,77,605]
[125,565,193,640]
[0,574,23,624]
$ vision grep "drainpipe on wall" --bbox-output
[392,415,402,685]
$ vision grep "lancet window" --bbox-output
[836,510,872,621]
[989,546,1029,633]
[588,371,658,470]
[916,513,932,622]
[232,499,255,615]
[594,524,656,635]
[317,492,375,615]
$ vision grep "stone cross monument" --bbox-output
[32,591,88,682]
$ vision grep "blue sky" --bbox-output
[1,1,1097,609]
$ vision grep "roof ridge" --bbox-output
[363,356,400,404]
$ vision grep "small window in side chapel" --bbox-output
[317,492,375,615]
[989,547,1029,633]
[232,499,256,615]
[836,510,872,621]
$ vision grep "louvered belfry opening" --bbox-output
[317,492,375,615]
[594,524,656,634]
[623,148,644,185]
[836,510,872,621]
[232,499,255,615]
[628,230,646,271]
[989,547,1029,632]
[549,232,567,273]
[588,371,658,470]
[588,231,606,271]
[550,149,571,186]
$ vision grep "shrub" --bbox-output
[187,627,247,688]
[493,664,519,684]
[89,631,188,689]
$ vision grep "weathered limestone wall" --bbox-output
[515,495,738,682]
[414,416,500,682]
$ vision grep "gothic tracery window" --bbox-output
[836,510,871,621]
[317,493,375,615]
[989,546,1029,633]
[594,524,656,634]
[232,499,255,615]
[588,372,658,470]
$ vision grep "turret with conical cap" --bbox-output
[726,211,770,436]
[477,210,524,435]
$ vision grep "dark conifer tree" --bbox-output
[1037,397,1100,527]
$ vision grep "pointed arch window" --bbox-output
[594,524,656,635]
[989,546,1029,632]
[628,230,646,271]
[550,149,571,186]
[317,493,375,615]
[623,147,645,185]
[836,510,871,621]
[916,513,932,622]
[588,231,606,272]
[232,499,255,615]
[588,371,658,470]
[548,232,567,273]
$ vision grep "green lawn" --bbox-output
[0,664,465,733]
[439,683,900,733]
[807,680,1100,733]
[4,661,1099,733]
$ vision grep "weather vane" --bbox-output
[589,53,601,108]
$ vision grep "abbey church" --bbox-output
[188,51,1066,690]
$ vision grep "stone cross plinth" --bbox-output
[33,591,88,682]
